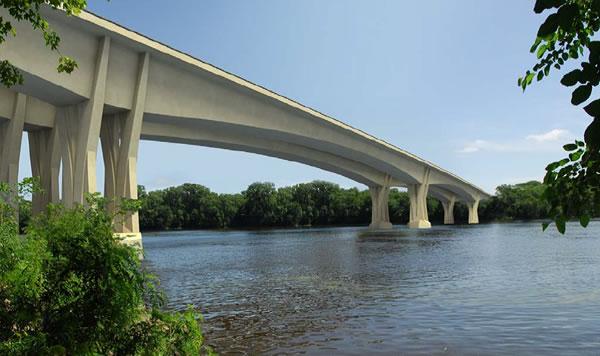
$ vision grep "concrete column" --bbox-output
[57,105,80,208]
[369,184,392,230]
[441,195,456,225]
[100,52,148,248]
[0,92,26,213]
[69,35,110,206]
[100,113,122,216]
[28,127,61,215]
[468,199,480,224]
[408,167,431,229]
[115,52,149,235]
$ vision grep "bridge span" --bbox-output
[0,7,490,246]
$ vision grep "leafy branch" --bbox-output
[520,0,600,233]
[0,0,86,87]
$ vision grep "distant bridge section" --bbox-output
[0,7,490,246]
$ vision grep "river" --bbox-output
[142,222,600,355]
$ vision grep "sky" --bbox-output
[19,0,592,194]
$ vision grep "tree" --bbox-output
[477,181,550,222]
[239,182,278,227]
[131,179,564,231]
[218,193,244,228]
[388,189,410,224]
[0,1,83,87]
[520,0,600,233]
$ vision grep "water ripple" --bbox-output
[143,222,600,355]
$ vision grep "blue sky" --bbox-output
[19,1,592,194]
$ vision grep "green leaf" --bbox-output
[57,56,78,74]
[542,222,550,231]
[534,0,565,14]
[569,150,583,161]
[561,69,582,86]
[48,345,67,355]
[584,99,600,117]
[545,161,561,171]
[563,143,578,151]
[522,72,535,90]
[584,117,600,148]
[543,170,557,184]
[537,71,544,81]
[569,46,580,59]
[589,41,600,56]
[526,72,535,85]
[537,13,560,37]
[571,84,592,105]
[556,4,578,30]
[556,216,566,234]
[530,37,542,53]
[536,44,548,59]
[580,215,590,227]
[0,60,24,87]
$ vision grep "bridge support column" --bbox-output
[100,52,149,249]
[408,168,431,229]
[468,199,480,224]
[58,36,110,208]
[28,127,61,215]
[100,116,120,216]
[0,92,26,217]
[369,183,392,230]
[441,196,456,225]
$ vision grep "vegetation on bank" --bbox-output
[1,183,214,355]
[128,180,552,231]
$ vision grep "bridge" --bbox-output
[0,8,490,247]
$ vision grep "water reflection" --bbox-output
[143,222,600,355]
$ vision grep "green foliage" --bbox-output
[134,180,557,231]
[138,181,370,230]
[543,140,599,232]
[0,0,86,87]
[520,0,600,233]
[0,186,213,355]
[478,181,551,222]
[18,198,30,234]
[238,182,278,226]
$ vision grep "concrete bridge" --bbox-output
[0,8,490,246]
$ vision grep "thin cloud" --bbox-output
[458,139,518,153]
[458,129,573,154]
[526,129,569,143]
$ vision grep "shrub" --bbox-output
[0,184,214,355]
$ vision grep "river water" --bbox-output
[143,222,600,355]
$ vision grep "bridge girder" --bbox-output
[0,6,490,241]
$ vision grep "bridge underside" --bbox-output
[0,7,490,247]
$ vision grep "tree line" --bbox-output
[134,180,551,231]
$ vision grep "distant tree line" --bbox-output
[134,180,552,231]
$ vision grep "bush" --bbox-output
[0,185,214,355]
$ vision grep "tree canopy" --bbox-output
[130,180,555,232]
